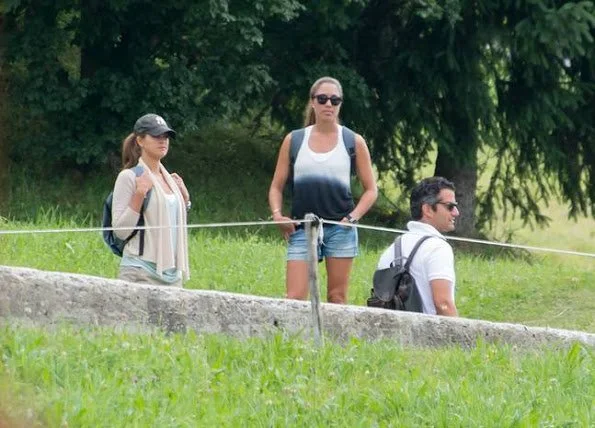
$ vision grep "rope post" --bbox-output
[305,213,323,346]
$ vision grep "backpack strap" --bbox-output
[403,235,434,271]
[392,235,403,268]
[129,166,152,256]
[288,128,306,189]
[289,128,306,173]
[341,126,357,176]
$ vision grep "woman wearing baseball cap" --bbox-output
[110,113,191,287]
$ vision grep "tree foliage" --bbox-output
[261,0,595,231]
[2,0,594,231]
[483,0,595,225]
[3,0,302,167]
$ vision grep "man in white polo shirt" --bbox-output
[376,176,460,316]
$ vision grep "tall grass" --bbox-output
[1,324,593,427]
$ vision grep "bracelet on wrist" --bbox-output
[346,214,358,224]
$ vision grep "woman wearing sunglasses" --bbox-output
[268,76,377,304]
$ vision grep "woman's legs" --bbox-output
[325,257,354,304]
[286,227,311,300]
[321,224,357,304]
[286,260,309,299]
[285,224,356,303]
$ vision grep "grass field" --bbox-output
[1,215,593,427]
[1,324,593,427]
[0,126,593,426]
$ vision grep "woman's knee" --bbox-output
[326,282,348,304]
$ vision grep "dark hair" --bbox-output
[303,76,343,127]
[410,176,456,220]
[121,132,142,169]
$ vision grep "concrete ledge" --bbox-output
[1,266,593,349]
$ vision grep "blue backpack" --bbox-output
[289,126,357,179]
[102,166,152,257]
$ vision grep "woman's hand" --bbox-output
[340,213,358,228]
[171,172,190,202]
[273,212,297,240]
[135,171,153,198]
[129,171,153,213]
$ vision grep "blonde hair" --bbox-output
[121,133,142,169]
[303,76,343,127]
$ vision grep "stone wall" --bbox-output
[1,266,593,349]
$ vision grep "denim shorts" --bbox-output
[287,223,358,261]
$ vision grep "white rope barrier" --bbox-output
[0,219,311,235]
[0,218,593,258]
[322,220,595,258]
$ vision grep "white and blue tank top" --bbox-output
[291,125,355,221]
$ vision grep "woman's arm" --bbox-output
[171,172,190,204]
[112,170,146,239]
[346,134,378,221]
[268,134,296,239]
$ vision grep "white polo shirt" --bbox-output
[376,221,456,315]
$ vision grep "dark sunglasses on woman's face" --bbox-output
[312,94,343,106]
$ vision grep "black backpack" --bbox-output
[102,166,152,257]
[367,235,433,312]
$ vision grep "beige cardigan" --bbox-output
[111,160,190,280]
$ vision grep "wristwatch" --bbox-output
[346,214,358,224]
[186,200,192,211]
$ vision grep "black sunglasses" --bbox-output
[435,201,458,212]
[312,94,343,106]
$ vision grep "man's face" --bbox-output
[424,189,459,232]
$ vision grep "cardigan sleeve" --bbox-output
[111,169,141,240]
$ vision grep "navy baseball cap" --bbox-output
[133,114,176,138]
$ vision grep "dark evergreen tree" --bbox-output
[262,0,595,234]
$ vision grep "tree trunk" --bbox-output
[434,145,478,238]
[0,13,10,211]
